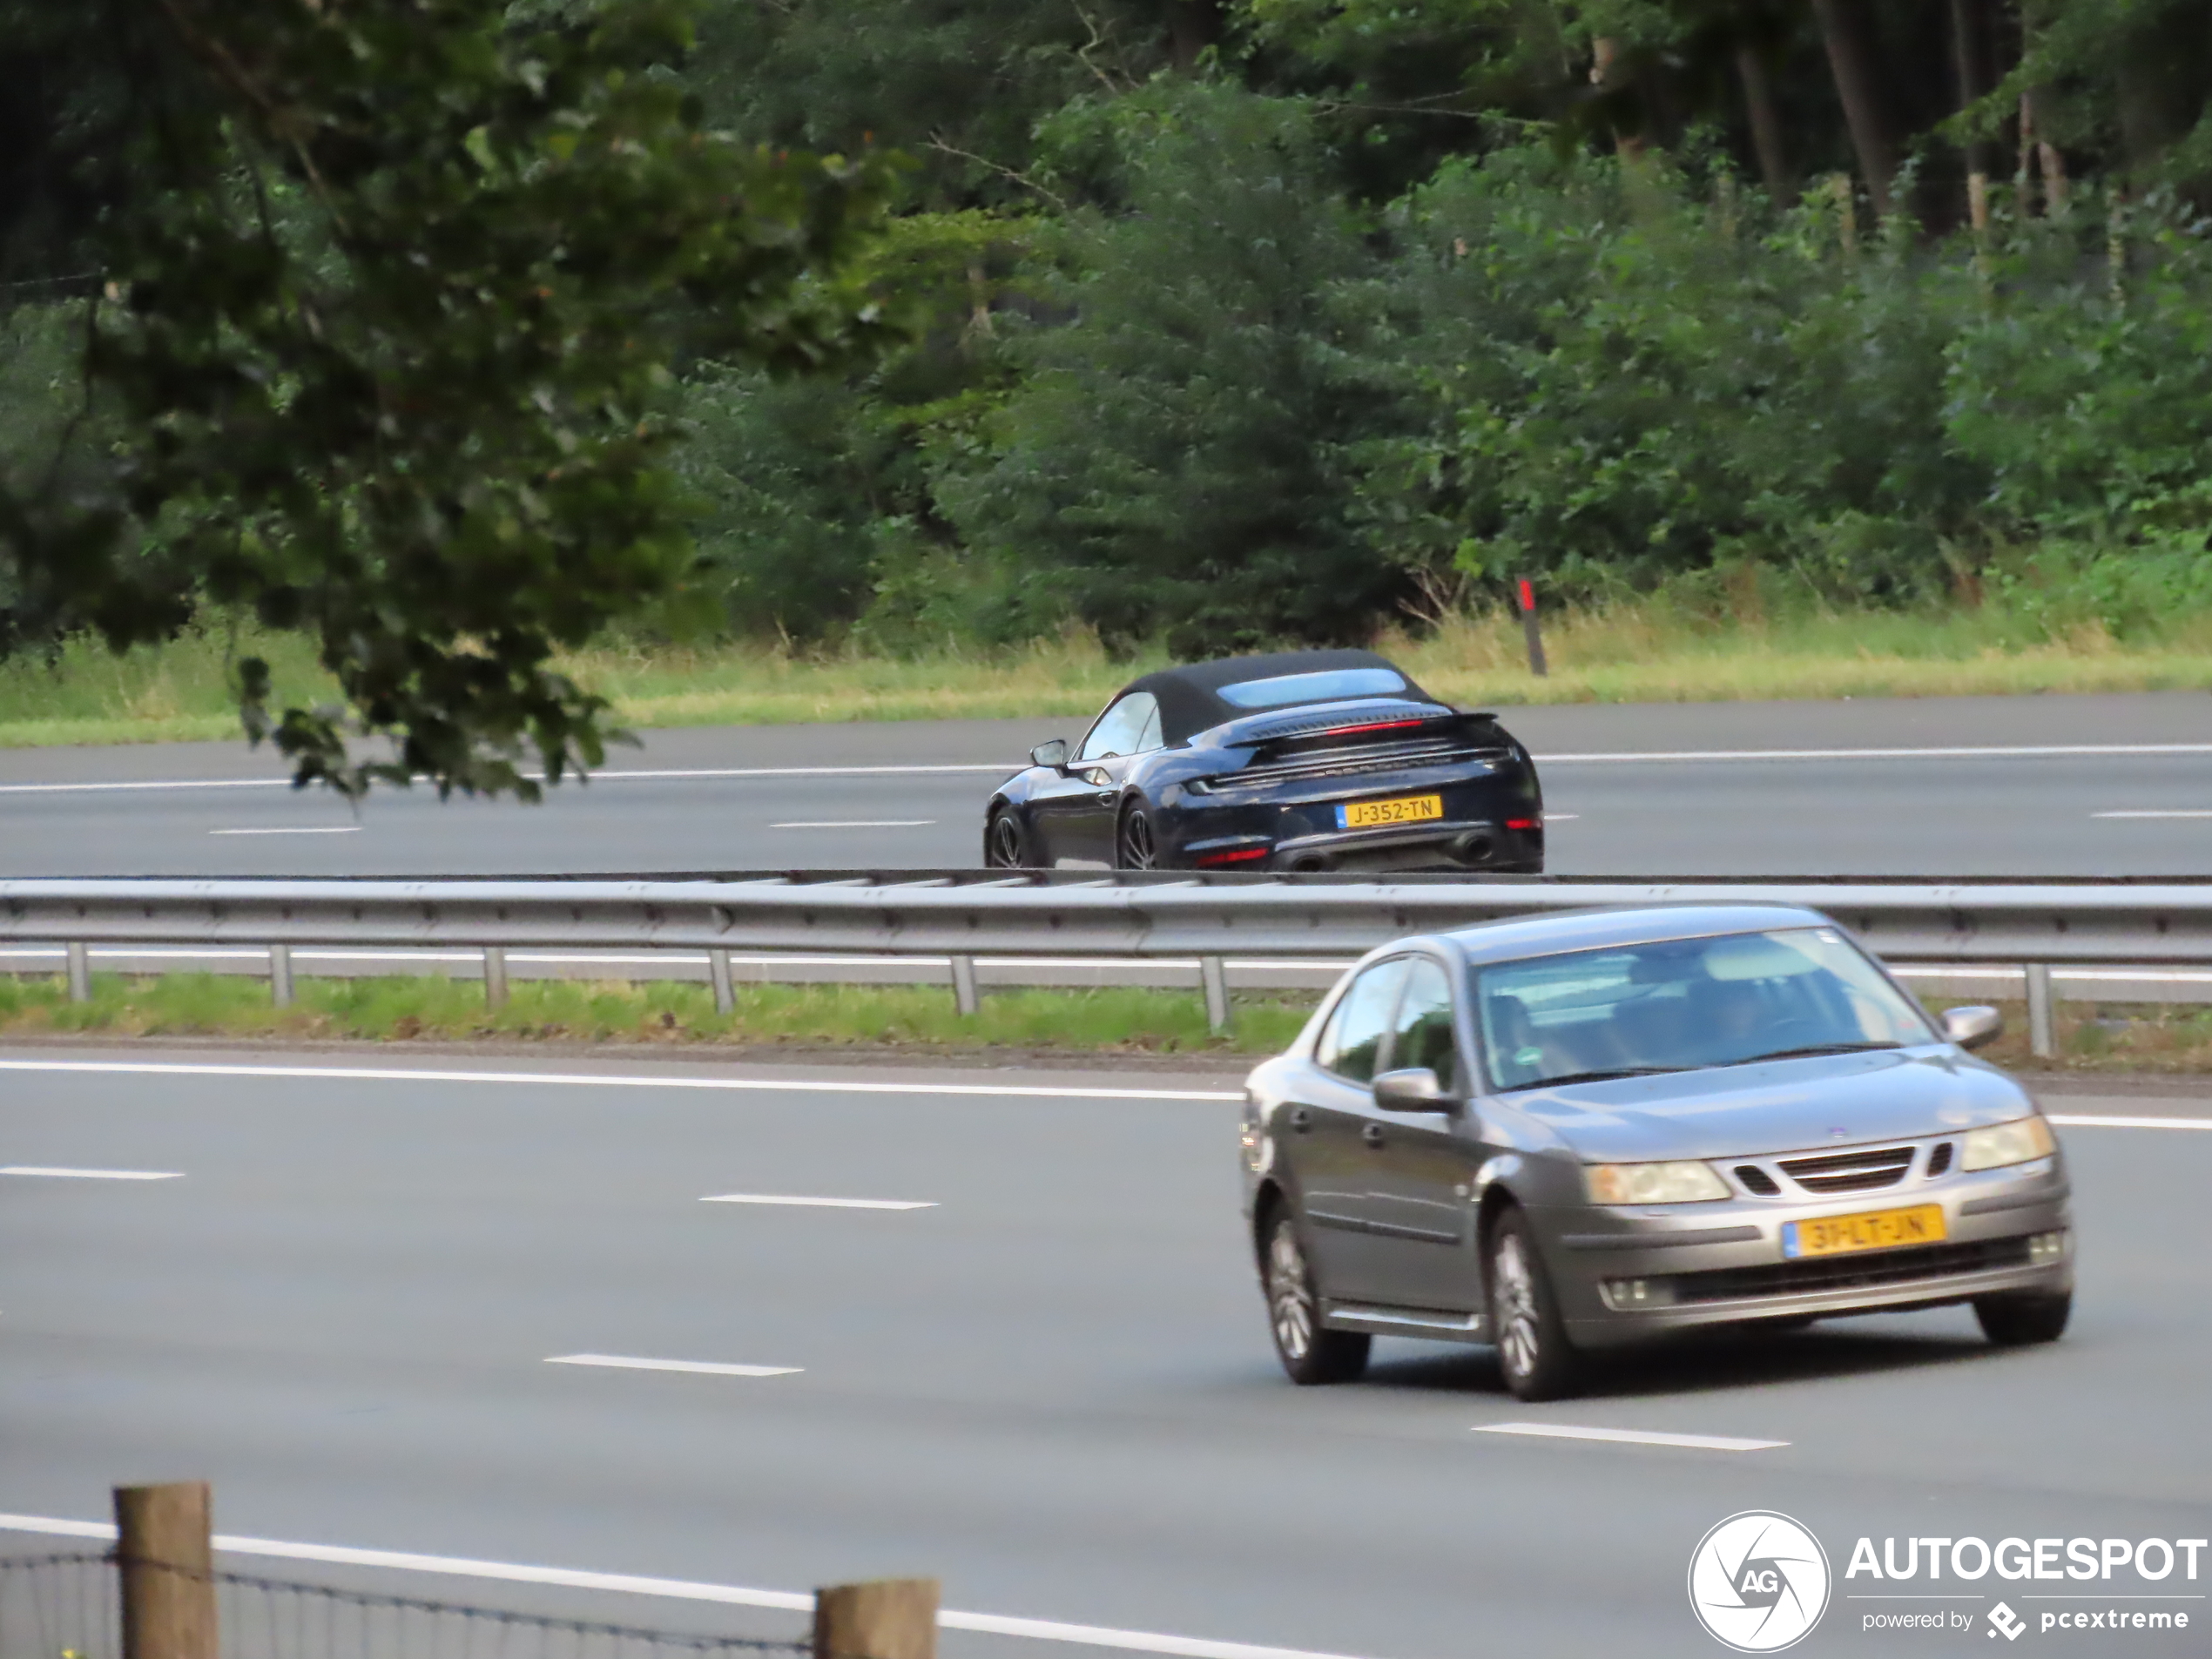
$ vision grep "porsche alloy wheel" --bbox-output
[1116,805,1158,871]
[984,809,1029,869]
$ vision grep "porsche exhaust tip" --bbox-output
[1448,832,1495,867]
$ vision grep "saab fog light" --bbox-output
[2028,1230,2068,1264]
[1584,1161,1730,1205]
[1960,1115,2056,1172]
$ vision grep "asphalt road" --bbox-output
[0,691,2208,877]
[3,1049,2209,1658]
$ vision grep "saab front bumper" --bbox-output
[1531,1153,2074,1349]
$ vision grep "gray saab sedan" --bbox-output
[1239,904,2074,1400]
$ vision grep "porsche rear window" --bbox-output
[1216,667,1407,709]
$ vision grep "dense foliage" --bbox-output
[5,0,2212,754]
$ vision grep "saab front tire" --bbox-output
[1487,1207,1584,1401]
[1975,1288,2071,1346]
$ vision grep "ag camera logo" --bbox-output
[1689,1511,1831,1652]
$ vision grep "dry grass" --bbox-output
[0,600,2208,751]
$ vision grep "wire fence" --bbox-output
[0,1554,813,1659]
[0,1554,118,1659]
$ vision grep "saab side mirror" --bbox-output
[1373,1067,1455,1112]
[1029,738,1070,772]
[1941,1006,2003,1051]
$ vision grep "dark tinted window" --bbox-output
[1316,958,1409,1084]
[1078,692,1162,761]
[1391,958,1460,1093]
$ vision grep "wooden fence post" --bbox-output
[115,1482,218,1659]
[813,1578,938,1659]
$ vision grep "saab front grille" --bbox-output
[1734,1165,1783,1197]
[1925,1142,1954,1177]
[1669,1238,2035,1305]
[1779,1145,1916,1194]
[1198,741,1510,792]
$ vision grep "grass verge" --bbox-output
[3,974,2210,1074]
[2,599,2209,750]
[0,972,1310,1055]
[1972,997,2212,1076]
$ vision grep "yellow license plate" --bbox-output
[1339,793,1443,830]
[1783,1203,1946,1260]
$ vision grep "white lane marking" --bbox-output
[546,1354,800,1379]
[1474,1422,1787,1452]
[2047,1113,2212,1131]
[1539,743,2212,763]
[209,826,361,836]
[2093,809,2212,819]
[0,1165,183,1179]
[769,819,936,829]
[0,765,1011,797]
[1541,813,1578,821]
[0,1057,1242,1102]
[0,1515,1371,1659]
[702,1194,936,1210]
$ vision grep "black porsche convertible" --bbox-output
[982,649,1545,873]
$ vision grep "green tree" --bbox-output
[947,84,1399,657]
[0,0,900,797]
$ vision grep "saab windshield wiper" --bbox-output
[1505,1066,1687,1092]
[1725,1041,1905,1066]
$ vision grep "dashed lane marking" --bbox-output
[1474,1422,1788,1452]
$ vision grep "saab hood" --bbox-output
[1505,1049,2036,1163]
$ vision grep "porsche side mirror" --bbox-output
[1941,1006,2003,1051]
[1373,1067,1455,1112]
[1030,738,1069,771]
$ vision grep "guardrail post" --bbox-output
[116,1480,218,1659]
[2025,962,2056,1059]
[709,948,736,1015]
[949,955,979,1017]
[483,946,509,1008]
[269,944,294,1008]
[813,1578,936,1659]
[65,941,91,1003]
[1200,954,1231,1035]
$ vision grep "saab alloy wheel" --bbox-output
[1263,1211,1369,1385]
[1487,1208,1583,1401]
[1116,804,1158,870]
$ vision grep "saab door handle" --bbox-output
[1287,1109,1313,1134]
[1361,1123,1386,1149]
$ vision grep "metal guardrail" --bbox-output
[7,871,2212,1052]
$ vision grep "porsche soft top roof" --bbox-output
[1118,649,1445,745]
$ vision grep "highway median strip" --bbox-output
[0,971,1308,1056]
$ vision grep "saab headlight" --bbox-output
[1584,1161,1730,1205]
[1960,1115,2056,1172]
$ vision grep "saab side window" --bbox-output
[1078,692,1162,763]
[1315,958,1410,1085]
[1391,957,1462,1094]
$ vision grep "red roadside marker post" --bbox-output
[1517,577,1548,678]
